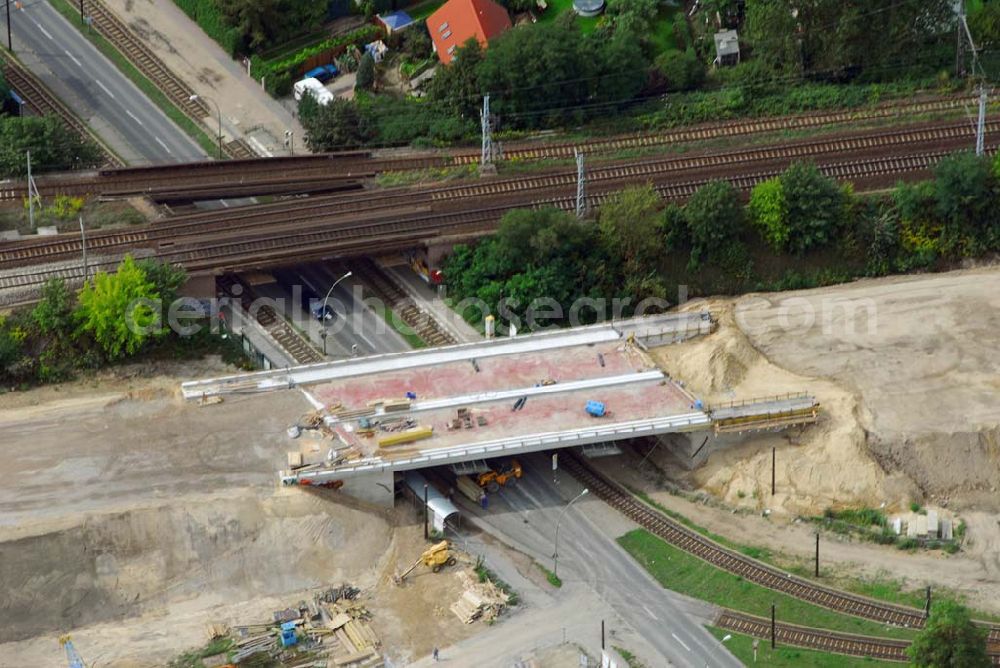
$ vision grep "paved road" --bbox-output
[4,0,204,164]
[468,454,743,668]
[257,263,410,359]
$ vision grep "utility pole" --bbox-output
[79,215,88,282]
[423,483,429,540]
[957,0,967,78]
[770,604,776,649]
[480,94,493,168]
[26,150,39,231]
[814,532,820,577]
[771,446,776,496]
[976,84,987,156]
[6,0,11,51]
[79,0,83,23]
[574,149,586,218]
[925,586,932,618]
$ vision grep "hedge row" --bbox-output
[251,24,383,97]
[172,0,241,57]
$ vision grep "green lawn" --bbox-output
[536,0,601,35]
[618,529,918,640]
[409,0,447,21]
[707,627,899,668]
[649,5,686,55]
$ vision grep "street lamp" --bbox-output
[189,94,223,159]
[552,487,588,579]
[319,271,352,355]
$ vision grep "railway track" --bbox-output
[217,274,323,365]
[0,95,982,202]
[82,0,253,160]
[714,610,912,662]
[0,52,122,167]
[560,453,1000,643]
[348,259,457,347]
[480,95,980,164]
[0,144,980,281]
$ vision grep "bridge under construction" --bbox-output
[181,312,819,505]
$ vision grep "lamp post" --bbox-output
[552,487,588,579]
[188,94,223,159]
[319,271,352,355]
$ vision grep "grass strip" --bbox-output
[534,561,562,588]
[628,486,1000,622]
[707,626,899,667]
[618,528,917,640]
[48,0,218,158]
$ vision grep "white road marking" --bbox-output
[248,136,272,157]
[219,199,230,208]
[671,633,691,652]
[32,20,53,41]
[125,109,143,126]
[64,49,82,67]
[154,137,172,154]
[642,605,659,621]
[95,79,115,99]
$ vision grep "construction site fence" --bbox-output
[706,391,813,412]
[637,319,715,347]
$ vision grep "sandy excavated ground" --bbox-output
[653,265,1000,515]
[0,360,479,666]
[640,265,1000,611]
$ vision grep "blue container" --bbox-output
[585,401,606,417]
[280,621,298,647]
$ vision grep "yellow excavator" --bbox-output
[476,459,522,493]
[394,540,457,584]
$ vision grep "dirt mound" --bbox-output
[0,490,391,644]
[653,300,897,515]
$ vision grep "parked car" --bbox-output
[293,77,334,105]
[304,64,339,83]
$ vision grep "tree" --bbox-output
[779,162,847,254]
[0,69,10,106]
[749,177,788,251]
[604,0,659,34]
[355,53,375,92]
[684,180,745,267]
[744,0,800,74]
[598,185,663,274]
[426,38,485,121]
[136,259,187,320]
[908,600,990,668]
[655,50,705,92]
[0,116,103,178]
[932,152,999,253]
[32,278,74,336]
[299,96,369,150]
[75,255,164,360]
[970,2,1000,50]
[218,0,326,53]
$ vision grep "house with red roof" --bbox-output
[427,0,513,65]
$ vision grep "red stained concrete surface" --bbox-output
[311,340,641,410]
[308,340,696,458]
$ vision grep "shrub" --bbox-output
[749,177,788,250]
[779,162,848,254]
[655,50,705,92]
[172,0,241,56]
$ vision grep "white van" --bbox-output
[293,77,334,106]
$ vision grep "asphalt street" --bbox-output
[468,454,743,668]
[4,0,204,164]
[257,263,410,359]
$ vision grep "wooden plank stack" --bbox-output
[450,572,510,624]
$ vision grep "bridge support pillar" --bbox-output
[336,469,395,508]
[181,272,218,300]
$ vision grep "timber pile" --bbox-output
[450,571,510,624]
[216,584,384,667]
